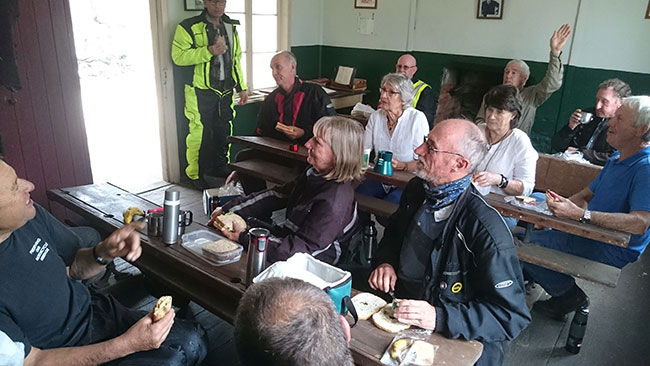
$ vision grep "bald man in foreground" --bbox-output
[369,119,531,366]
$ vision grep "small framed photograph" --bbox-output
[185,0,204,11]
[646,0,650,19]
[477,0,503,19]
[355,0,377,10]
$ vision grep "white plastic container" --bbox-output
[181,229,243,266]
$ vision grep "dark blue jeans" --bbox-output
[356,180,403,225]
[522,229,639,296]
[88,292,208,366]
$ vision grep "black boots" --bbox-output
[534,284,589,320]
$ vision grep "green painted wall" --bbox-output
[293,45,650,153]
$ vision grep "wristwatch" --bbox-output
[579,209,592,224]
[497,174,509,189]
[92,244,111,265]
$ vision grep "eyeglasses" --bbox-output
[395,64,416,70]
[379,87,400,96]
[422,136,465,158]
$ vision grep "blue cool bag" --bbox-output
[253,253,358,327]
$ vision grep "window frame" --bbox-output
[232,0,289,91]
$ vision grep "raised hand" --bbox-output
[550,24,572,56]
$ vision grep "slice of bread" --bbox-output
[351,292,387,320]
[202,239,239,262]
[152,295,172,321]
[213,213,247,232]
[372,304,410,333]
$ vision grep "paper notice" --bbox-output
[357,12,375,35]
[334,66,355,86]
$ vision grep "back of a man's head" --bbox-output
[234,278,354,366]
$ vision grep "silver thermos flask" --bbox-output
[163,189,180,245]
[245,228,269,286]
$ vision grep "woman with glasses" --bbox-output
[358,73,429,207]
[472,84,538,228]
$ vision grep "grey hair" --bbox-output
[381,73,415,109]
[598,78,631,100]
[456,123,489,173]
[276,50,297,66]
[622,96,650,143]
[234,278,354,366]
[507,59,530,79]
[313,116,365,183]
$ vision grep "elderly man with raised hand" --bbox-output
[0,161,207,366]
[368,119,531,366]
[551,78,631,165]
[525,96,650,320]
[395,54,438,127]
[234,277,354,366]
[172,0,247,189]
[475,24,572,135]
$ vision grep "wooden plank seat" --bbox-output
[229,159,399,218]
[515,238,621,288]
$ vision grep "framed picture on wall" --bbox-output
[477,0,503,19]
[354,0,377,10]
[184,0,204,11]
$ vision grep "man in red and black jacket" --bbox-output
[256,51,335,144]
[235,51,335,194]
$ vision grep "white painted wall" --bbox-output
[571,0,650,73]
[413,0,577,62]
[290,0,323,46]
[290,0,650,74]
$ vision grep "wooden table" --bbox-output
[484,193,630,248]
[229,135,415,188]
[247,86,365,110]
[47,182,482,366]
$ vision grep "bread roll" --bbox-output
[152,296,172,321]
[351,292,387,321]
[372,304,410,333]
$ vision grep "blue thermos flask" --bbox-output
[374,150,393,176]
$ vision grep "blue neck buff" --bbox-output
[423,174,472,210]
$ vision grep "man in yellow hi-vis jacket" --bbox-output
[172,0,247,188]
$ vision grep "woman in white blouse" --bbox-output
[473,84,538,226]
[358,73,429,206]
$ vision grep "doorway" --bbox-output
[69,0,162,189]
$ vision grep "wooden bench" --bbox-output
[229,159,399,218]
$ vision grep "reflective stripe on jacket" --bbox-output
[172,10,246,93]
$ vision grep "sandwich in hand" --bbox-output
[212,213,247,232]
[152,295,172,321]
[545,189,561,202]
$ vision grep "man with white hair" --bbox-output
[475,24,572,134]
[395,54,438,127]
[368,119,531,366]
[526,96,650,320]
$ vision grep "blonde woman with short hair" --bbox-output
[210,116,364,265]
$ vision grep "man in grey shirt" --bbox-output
[475,24,571,135]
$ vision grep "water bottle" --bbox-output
[162,189,180,245]
[245,228,269,286]
[363,222,378,263]
[565,304,589,354]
